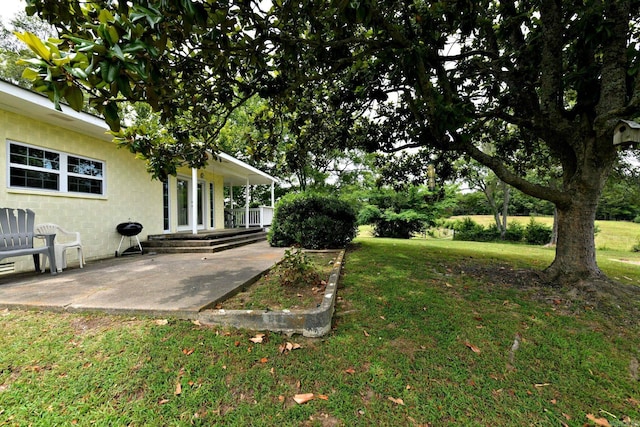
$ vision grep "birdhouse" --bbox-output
[613,119,640,147]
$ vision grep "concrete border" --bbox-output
[198,249,344,337]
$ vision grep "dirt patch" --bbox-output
[218,251,340,311]
[449,262,640,326]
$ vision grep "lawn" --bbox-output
[1,235,639,426]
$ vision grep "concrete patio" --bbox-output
[0,241,287,319]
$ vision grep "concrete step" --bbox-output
[143,234,267,254]
[143,231,268,248]
[147,228,265,241]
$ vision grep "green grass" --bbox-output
[1,235,640,426]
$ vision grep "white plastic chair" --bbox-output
[35,223,84,272]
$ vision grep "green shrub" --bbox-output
[504,221,525,242]
[452,217,491,241]
[523,217,553,245]
[268,193,358,249]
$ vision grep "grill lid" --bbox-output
[116,222,143,236]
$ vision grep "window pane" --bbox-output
[68,156,103,177]
[10,167,59,190]
[9,145,59,170]
[68,176,102,194]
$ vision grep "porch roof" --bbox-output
[208,152,277,186]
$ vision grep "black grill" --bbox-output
[115,222,143,256]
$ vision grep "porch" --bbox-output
[171,152,277,235]
[225,206,275,229]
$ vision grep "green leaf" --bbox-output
[103,102,121,131]
[21,67,40,81]
[98,9,115,24]
[14,32,52,61]
[111,44,125,61]
[64,85,84,111]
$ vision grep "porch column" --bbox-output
[271,180,275,207]
[245,177,250,229]
[191,168,198,235]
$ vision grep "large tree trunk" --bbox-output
[543,164,609,285]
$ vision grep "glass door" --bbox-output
[176,178,205,230]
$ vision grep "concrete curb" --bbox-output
[198,249,344,337]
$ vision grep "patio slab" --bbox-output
[0,241,286,319]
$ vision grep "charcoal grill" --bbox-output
[115,221,143,256]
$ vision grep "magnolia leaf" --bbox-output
[293,393,315,404]
[464,341,481,353]
[388,396,405,406]
[64,86,84,112]
[174,382,182,395]
[586,414,611,427]
[15,32,52,61]
[249,333,266,343]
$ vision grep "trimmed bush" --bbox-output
[523,217,553,245]
[504,221,525,242]
[268,193,358,249]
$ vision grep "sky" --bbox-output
[1,0,26,25]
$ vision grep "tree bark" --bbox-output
[544,189,606,284]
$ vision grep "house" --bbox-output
[0,80,277,274]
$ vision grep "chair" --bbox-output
[35,223,84,272]
[0,208,57,275]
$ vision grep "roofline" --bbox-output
[0,80,278,184]
[215,152,278,184]
[0,79,110,136]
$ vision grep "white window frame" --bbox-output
[7,141,106,196]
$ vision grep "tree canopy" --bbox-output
[17,0,640,287]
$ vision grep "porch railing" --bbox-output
[226,206,274,228]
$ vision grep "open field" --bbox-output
[1,235,639,426]
[449,215,640,252]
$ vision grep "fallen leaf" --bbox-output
[534,383,551,387]
[288,342,302,351]
[158,398,170,405]
[294,393,315,404]
[278,395,285,402]
[182,348,194,356]
[387,396,405,406]
[174,382,182,396]
[627,397,639,407]
[464,341,481,353]
[317,394,329,400]
[586,414,611,427]
[249,333,266,343]
[155,319,168,325]
[363,330,370,337]
[191,319,201,326]
[260,357,269,363]
[344,368,356,374]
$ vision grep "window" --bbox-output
[8,141,105,195]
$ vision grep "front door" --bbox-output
[176,178,204,230]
